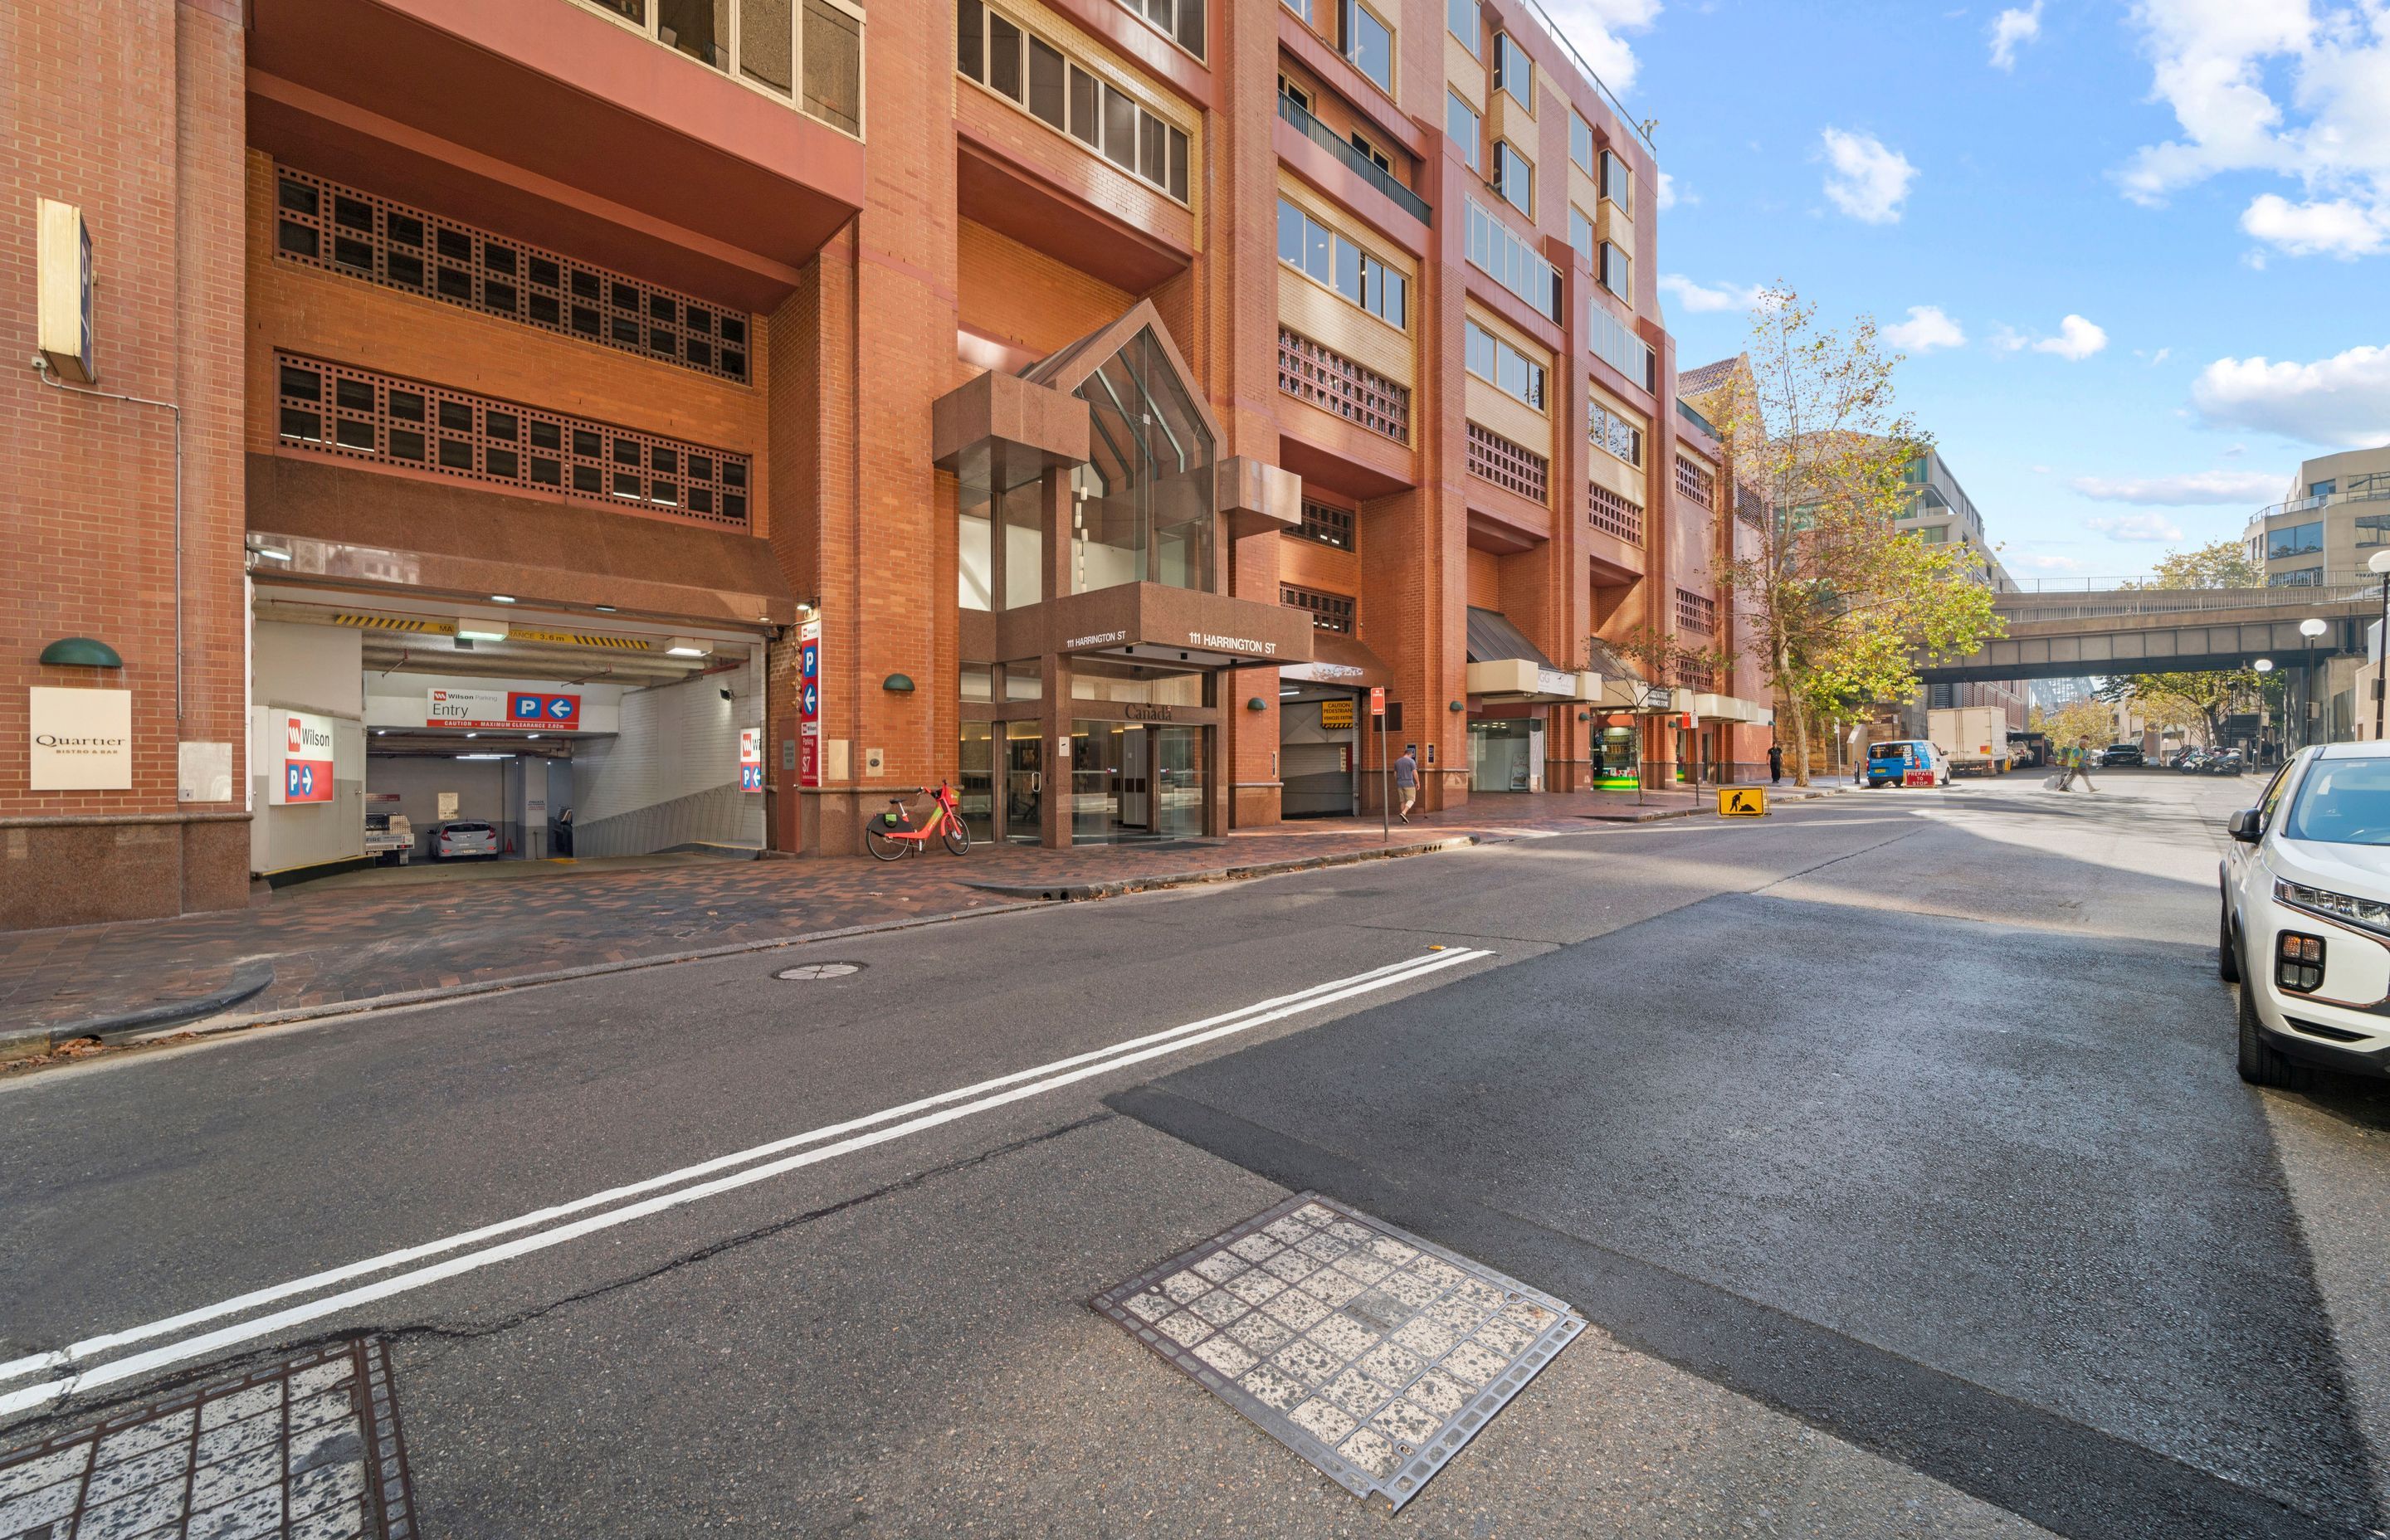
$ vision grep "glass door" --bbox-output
[1003,721,1043,842]
[1119,724,1152,829]
[1154,726,1205,838]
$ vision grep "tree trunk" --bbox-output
[1780,636,1811,787]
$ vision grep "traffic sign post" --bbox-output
[1371,686,1388,843]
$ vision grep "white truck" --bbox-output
[1928,707,2013,776]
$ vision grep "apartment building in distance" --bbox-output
[1900,448,2027,733]
[2246,446,2390,588]
[4,0,1768,930]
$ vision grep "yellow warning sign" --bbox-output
[1319,699,1355,729]
[1718,787,1768,818]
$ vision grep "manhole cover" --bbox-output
[1094,1192,1582,1511]
[773,962,861,980]
[0,1339,415,1539]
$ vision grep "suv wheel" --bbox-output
[2236,968,2311,1089]
[2218,904,2240,982]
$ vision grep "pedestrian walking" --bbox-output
[2058,737,2098,792]
[1393,744,1418,823]
[1768,743,1783,784]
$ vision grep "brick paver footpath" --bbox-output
[0,787,1837,1060]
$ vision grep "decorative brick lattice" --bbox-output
[1279,329,1411,444]
[1676,587,1718,636]
[274,352,751,529]
[1294,499,1356,552]
[1675,453,1717,510]
[1735,484,1766,529]
[1588,482,1642,545]
[1466,422,1549,504]
[1281,584,1357,633]
[272,167,751,383]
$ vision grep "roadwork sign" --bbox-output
[1718,787,1768,817]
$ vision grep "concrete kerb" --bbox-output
[1,962,278,1059]
[51,790,1855,1061]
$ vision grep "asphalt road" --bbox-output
[3,768,2387,1538]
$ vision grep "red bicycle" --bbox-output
[863,783,971,860]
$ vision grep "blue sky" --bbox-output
[1542,0,2390,583]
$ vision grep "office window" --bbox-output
[1493,32,1532,109]
[1278,197,1407,328]
[2359,514,2390,548]
[1349,131,1390,173]
[2311,480,2338,497]
[1600,148,1633,217]
[1278,75,1311,114]
[1281,584,1357,633]
[1447,0,1478,54]
[1494,139,1533,216]
[959,2,1190,204]
[1294,498,1356,550]
[1466,197,1560,319]
[1600,240,1630,300]
[2268,520,2324,559]
[1570,111,1594,175]
[1465,319,1544,411]
[1587,299,1652,388]
[2270,567,2324,587]
[1446,91,1480,172]
[1117,0,1204,58]
[1589,398,1642,466]
[1568,205,1593,266]
[1345,0,1393,93]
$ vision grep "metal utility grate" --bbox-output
[273,351,751,530]
[1094,1193,1582,1512]
[0,1339,414,1540]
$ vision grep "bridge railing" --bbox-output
[1994,578,2388,621]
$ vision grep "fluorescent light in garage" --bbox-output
[457,616,510,641]
[665,636,711,657]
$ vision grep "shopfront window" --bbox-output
[1070,660,1205,704]
[1003,658,1043,699]
[1071,326,1216,594]
[959,722,995,841]
[1592,724,1639,788]
[1070,719,1204,841]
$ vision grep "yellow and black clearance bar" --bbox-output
[1717,787,1768,818]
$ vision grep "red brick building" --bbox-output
[4,0,1768,929]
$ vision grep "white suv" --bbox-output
[2221,743,2390,1087]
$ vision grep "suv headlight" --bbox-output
[2275,879,2390,938]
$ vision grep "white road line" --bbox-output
[0,948,1490,1416]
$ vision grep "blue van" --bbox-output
[1866,739,1951,787]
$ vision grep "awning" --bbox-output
[1280,631,1393,688]
[1465,607,1597,702]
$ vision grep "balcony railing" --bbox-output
[1276,94,1431,225]
[2256,475,2390,521]
[575,0,862,137]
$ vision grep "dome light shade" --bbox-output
[39,636,122,668]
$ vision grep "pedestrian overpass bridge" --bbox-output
[1921,578,2386,685]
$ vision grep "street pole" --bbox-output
[2373,552,2390,742]
[1378,709,1388,844]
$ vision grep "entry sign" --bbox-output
[1718,787,1768,818]
[739,728,763,793]
[797,616,822,788]
[509,692,581,727]
[1369,685,1386,719]
[279,710,336,805]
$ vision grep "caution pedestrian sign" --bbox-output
[1718,787,1768,818]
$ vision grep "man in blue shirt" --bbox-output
[1393,744,1418,823]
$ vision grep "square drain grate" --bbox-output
[0,1339,414,1540]
[1095,1192,1583,1510]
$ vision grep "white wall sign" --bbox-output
[266,708,339,806]
[427,687,507,729]
[30,688,131,790]
[178,741,233,803]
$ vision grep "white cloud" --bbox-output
[1989,1,2044,69]
[1655,170,1685,210]
[1539,0,1663,93]
[2088,513,2188,542]
[1883,305,1967,353]
[2119,1,2390,258]
[2033,314,2110,360]
[2071,470,2284,505]
[2239,192,2390,256]
[1659,275,1767,313]
[1818,129,1917,224]
[2151,347,2172,364]
[1991,326,2029,353]
[2014,552,2090,573]
[2192,344,2390,446]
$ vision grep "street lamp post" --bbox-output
[2371,551,2390,741]
[2255,659,2275,761]
[2300,616,2328,750]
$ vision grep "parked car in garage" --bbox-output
[2101,743,2145,767]
[2220,743,2390,1085]
[431,820,500,860]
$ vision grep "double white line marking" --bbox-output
[0,947,1490,1418]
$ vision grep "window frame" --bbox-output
[958,0,1192,206]
[1600,239,1630,301]
[1464,317,1546,412]
[1446,90,1480,172]
[1447,0,1479,54]
[1568,203,1593,267]
[1344,0,1395,95]
[1279,197,1407,331]
[1114,0,1206,61]
[1600,147,1634,217]
[1570,111,1594,176]
[1493,139,1534,217]
[564,0,865,140]
[1588,397,1643,468]
[1493,32,1534,111]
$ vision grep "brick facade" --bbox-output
[5,0,1759,926]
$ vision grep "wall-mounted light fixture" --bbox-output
[1448,699,1466,713]
[38,636,122,668]
[883,673,915,693]
[1246,696,1266,711]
